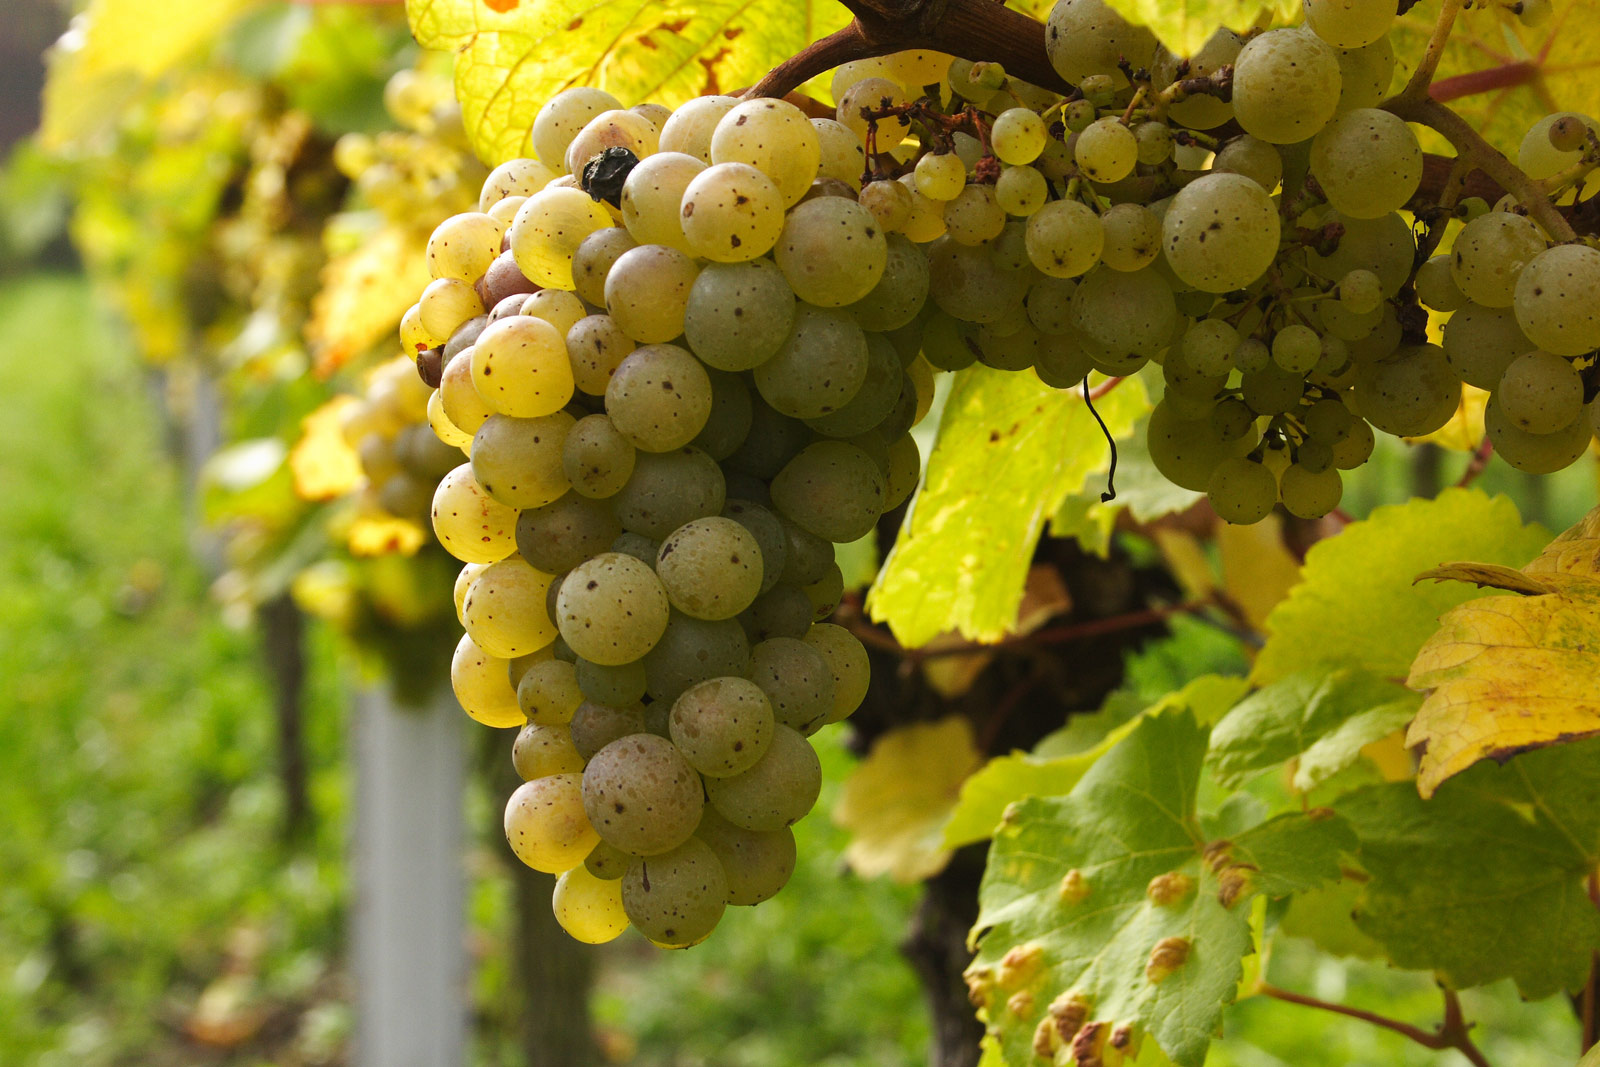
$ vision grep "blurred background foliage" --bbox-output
[1,1,1597,1066]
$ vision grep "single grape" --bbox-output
[555,552,671,666]
[1207,456,1278,524]
[1231,29,1342,145]
[505,772,597,874]
[1451,212,1548,308]
[1162,173,1280,293]
[582,733,704,856]
[1278,463,1344,518]
[1310,109,1422,219]
[621,837,728,947]
[704,725,822,832]
[1497,350,1584,433]
[552,865,630,943]
[669,676,775,777]
[453,632,524,728]
[1513,243,1600,356]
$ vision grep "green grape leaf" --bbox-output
[1102,0,1295,58]
[41,0,264,148]
[968,710,1350,1067]
[1252,489,1547,686]
[1337,736,1600,999]
[1277,880,1385,960]
[1208,669,1421,792]
[407,0,850,165]
[870,368,1150,647]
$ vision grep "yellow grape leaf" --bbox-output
[308,227,432,376]
[1407,505,1600,796]
[290,397,365,502]
[408,0,851,165]
[40,0,263,148]
[1153,528,1215,601]
[1217,513,1301,630]
[833,716,983,883]
[1108,0,1292,57]
[348,511,429,558]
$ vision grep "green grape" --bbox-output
[515,492,621,573]
[1162,173,1280,293]
[510,186,614,289]
[1045,0,1158,88]
[777,518,833,586]
[613,447,727,540]
[722,500,788,594]
[1304,0,1395,48]
[1278,463,1343,518]
[679,162,787,263]
[653,517,764,621]
[884,431,922,509]
[1484,394,1594,472]
[738,584,814,642]
[505,773,597,873]
[1212,135,1283,192]
[704,725,820,832]
[1231,29,1342,145]
[643,613,751,703]
[523,292,590,340]
[512,722,586,780]
[995,164,1048,217]
[1206,456,1278,524]
[1310,109,1422,219]
[1513,243,1600,356]
[419,277,486,341]
[1497,350,1584,433]
[455,563,487,627]
[861,178,914,232]
[564,108,659,175]
[427,211,505,282]
[1441,302,1532,389]
[480,157,559,211]
[850,235,930,333]
[603,343,713,453]
[575,657,648,706]
[669,676,775,777]
[584,839,633,880]
[610,532,661,565]
[400,302,438,357]
[517,658,584,726]
[1450,211,1549,308]
[1024,276,1080,335]
[469,316,575,419]
[1330,417,1376,468]
[1338,268,1383,314]
[1296,439,1335,474]
[920,310,981,370]
[802,623,870,723]
[943,184,1007,246]
[470,411,573,509]
[807,334,903,437]
[914,152,967,201]
[1272,324,1323,373]
[1352,344,1461,437]
[1158,28,1242,130]
[658,95,739,163]
[619,151,705,253]
[754,305,869,419]
[533,87,623,172]
[463,557,558,659]
[1210,397,1256,441]
[552,865,630,944]
[555,552,671,665]
[694,807,796,906]
[1183,318,1240,376]
[1331,40,1393,115]
[562,413,636,499]
[453,632,524,728]
[621,837,728,947]
[991,107,1047,165]
[429,387,474,450]
[1309,209,1415,297]
[487,196,530,231]
[710,98,822,207]
[749,637,836,735]
[774,196,888,307]
[1134,121,1174,164]
[1075,117,1138,184]
[898,174,948,242]
[604,244,700,344]
[1304,398,1356,441]
[683,259,797,371]
[1146,400,1249,491]
[582,733,704,856]
[930,238,1032,320]
[812,117,866,190]
[1163,345,1226,400]
[1099,203,1161,273]
[569,700,647,760]
[432,462,519,564]
[1415,255,1466,312]
[770,441,887,543]
[1072,267,1176,357]
[571,227,639,307]
[1517,112,1600,180]
[691,369,754,461]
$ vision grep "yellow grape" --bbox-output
[552,865,631,944]
[504,773,598,873]
[431,463,518,564]
[470,316,576,418]
[451,632,524,728]
[462,557,558,658]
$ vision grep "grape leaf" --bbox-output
[406,0,850,165]
[1406,507,1600,797]
[289,396,365,501]
[833,716,983,883]
[1216,514,1303,630]
[968,710,1352,1067]
[1251,489,1548,686]
[870,368,1150,647]
[1208,669,1421,792]
[1100,0,1295,58]
[307,225,432,376]
[1337,736,1600,998]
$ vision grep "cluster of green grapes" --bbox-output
[338,356,465,527]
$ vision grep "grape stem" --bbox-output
[1398,0,1465,101]
[1386,94,1579,243]
[1257,984,1495,1067]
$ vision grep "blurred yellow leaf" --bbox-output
[290,396,364,502]
[1108,0,1291,57]
[834,717,983,883]
[1217,514,1301,631]
[349,512,428,557]
[1153,528,1214,601]
[1407,505,1600,796]
[309,226,431,376]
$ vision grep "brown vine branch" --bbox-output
[1258,984,1494,1067]
[1455,437,1495,488]
[1429,61,1540,103]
